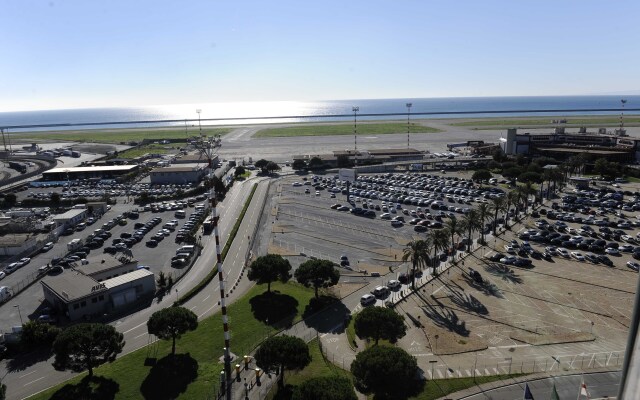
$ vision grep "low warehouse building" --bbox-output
[40,255,155,321]
[149,163,209,184]
[42,165,138,182]
[53,208,87,229]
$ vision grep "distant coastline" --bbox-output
[1,95,639,133]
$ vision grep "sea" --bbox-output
[1,95,639,132]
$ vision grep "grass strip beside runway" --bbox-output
[254,122,440,137]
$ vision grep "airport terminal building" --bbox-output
[41,165,139,182]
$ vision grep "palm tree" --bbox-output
[489,196,506,235]
[462,209,482,253]
[428,229,450,275]
[516,182,535,214]
[402,239,430,290]
[477,203,492,244]
[444,217,462,263]
[504,190,517,229]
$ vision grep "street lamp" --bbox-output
[352,106,359,167]
[406,103,412,149]
[14,304,23,325]
[196,109,202,136]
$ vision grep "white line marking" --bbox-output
[24,377,46,386]
[19,371,37,379]
[135,333,147,339]
[202,295,210,302]
[123,321,147,334]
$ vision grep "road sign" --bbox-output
[339,168,356,183]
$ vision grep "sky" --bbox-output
[1,0,639,111]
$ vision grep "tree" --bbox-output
[147,306,198,355]
[247,254,292,293]
[292,159,307,170]
[444,217,461,263]
[293,376,357,400]
[517,171,542,184]
[476,203,492,243]
[308,157,324,170]
[255,335,311,388]
[354,307,406,345]
[502,167,524,180]
[266,161,281,173]
[3,193,16,208]
[428,228,449,275]
[156,271,167,291]
[489,196,506,235]
[402,239,430,290]
[0,382,5,400]
[50,192,61,208]
[462,209,481,252]
[21,321,61,350]
[350,345,418,399]
[255,159,269,171]
[234,165,246,177]
[471,169,492,183]
[53,323,125,377]
[294,259,340,298]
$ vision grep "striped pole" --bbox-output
[211,183,232,398]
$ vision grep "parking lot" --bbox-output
[0,199,208,327]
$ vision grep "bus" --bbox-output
[202,216,214,234]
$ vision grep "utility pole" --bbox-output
[196,109,202,136]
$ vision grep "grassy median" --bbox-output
[254,122,440,137]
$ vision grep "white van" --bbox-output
[177,245,196,255]
[174,210,186,218]
[360,294,376,306]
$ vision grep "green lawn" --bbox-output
[13,127,231,144]
[254,123,441,137]
[450,116,640,128]
[29,281,316,400]
[267,338,352,400]
[116,143,185,159]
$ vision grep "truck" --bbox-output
[67,238,82,251]
[0,286,12,303]
[63,149,73,156]
[8,161,26,174]
[71,151,81,158]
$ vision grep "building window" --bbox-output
[92,297,98,303]
[99,295,104,301]
[81,301,86,308]
[73,304,79,310]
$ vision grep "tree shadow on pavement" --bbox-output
[6,347,53,372]
[484,263,523,284]
[449,291,489,315]
[50,375,119,400]
[140,353,198,400]
[249,291,298,329]
[301,296,350,334]
[421,302,470,337]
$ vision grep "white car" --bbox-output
[545,246,558,255]
[500,255,517,264]
[41,242,54,252]
[292,182,302,187]
[570,251,585,261]
[18,257,31,267]
[504,245,517,254]
[605,247,620,255]
[387,279,401,289]
[557,248,570,258]
[0,271,5,280]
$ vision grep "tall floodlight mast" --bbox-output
[352,106,359,167]
[195,134,231,399]
[406,103,412,149]
[621,99,627,133]
[196,109,202,136]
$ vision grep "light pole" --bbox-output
[196,109,202,136]
[175,288,179,303]
[14,304,23,325]
[352,106,359,167]
[434,334,439,354]
[406,103,412,149]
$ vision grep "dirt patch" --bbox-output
[72,143,119,154]
[510,331,595,346]
[422,325,487,356]
[267,243,299,256]
[328,282,368,299]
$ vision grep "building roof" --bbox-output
[41,271,105,303]
[44,165,137,174]
[537,147,630,155]
[77,255,137,277]
[174,153,211,163]
[150,163,207,173]
[52,209,86,221]
[367,148,422,155]
[103,268,154,289]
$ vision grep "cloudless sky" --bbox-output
[1,0,639,111]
